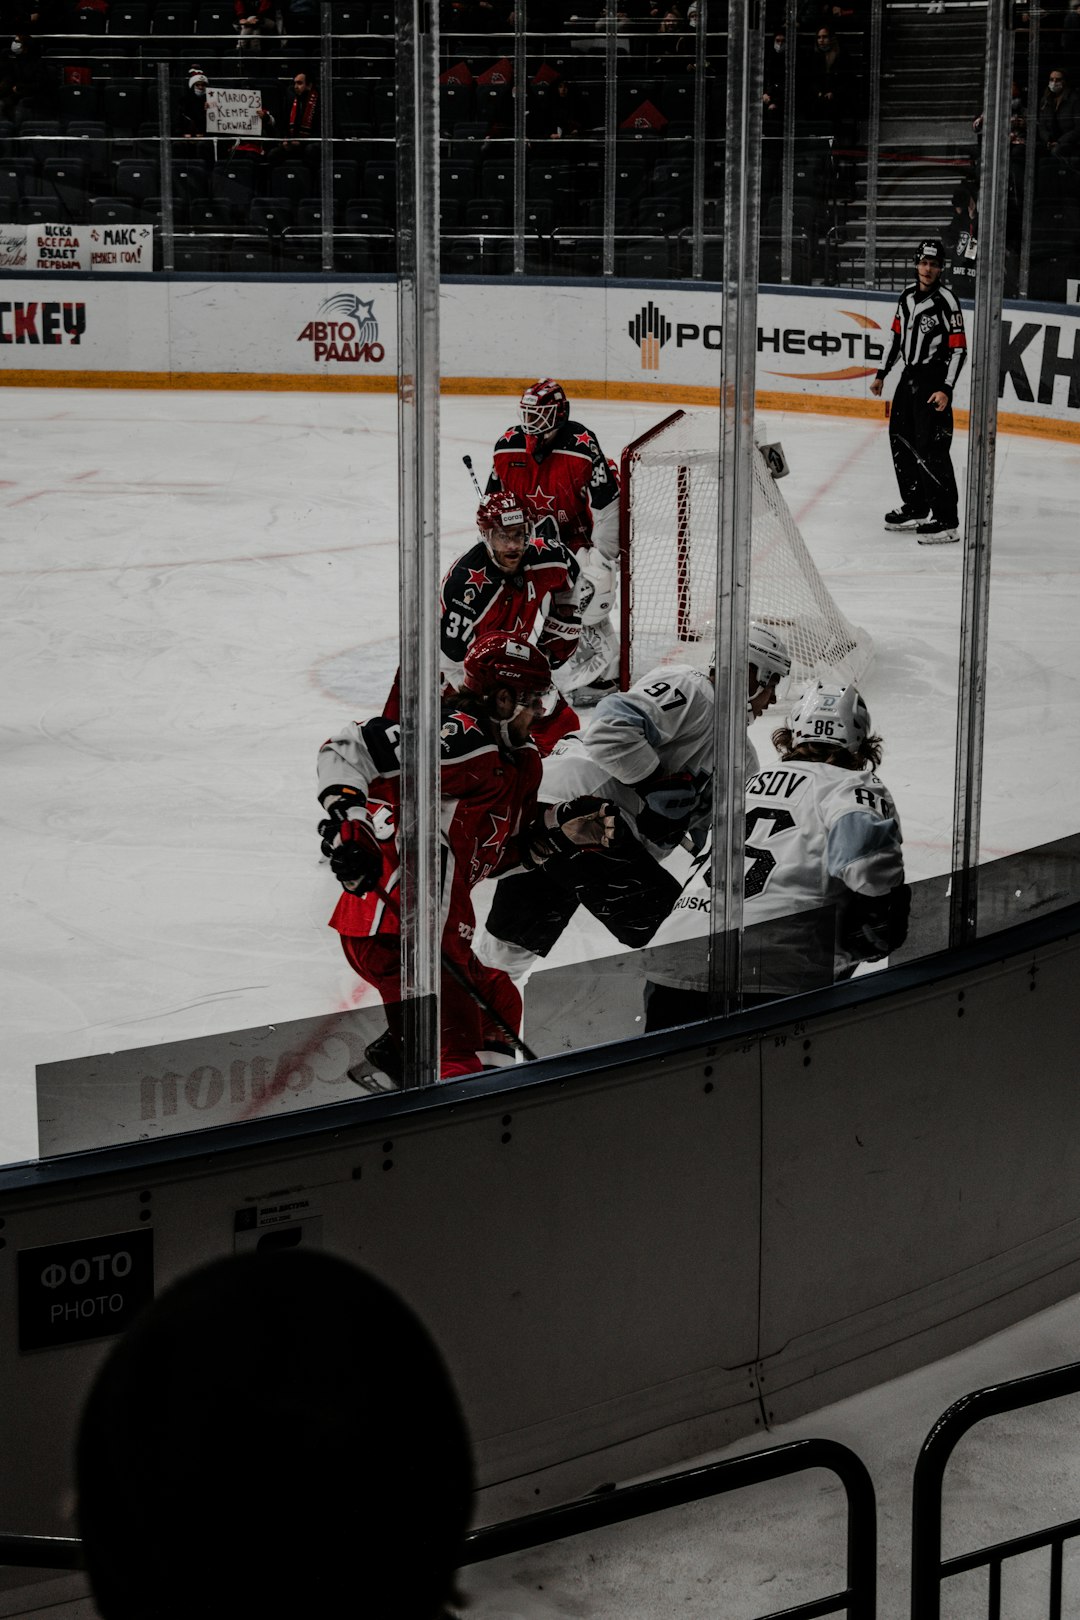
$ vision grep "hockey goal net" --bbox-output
[618,409,873,688]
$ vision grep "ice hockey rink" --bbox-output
[4,383,1080,1616]
[3,384,1080,1169]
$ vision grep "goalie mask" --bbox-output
[476,491,535,572]
[462,631,552,706]
[790,681,870,754]
[520,378,569,454]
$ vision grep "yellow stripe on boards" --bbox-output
[1,368,1079,443]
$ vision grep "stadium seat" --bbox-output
[228,243,275,271]
[59,82,103,126]
[343,198,385,229]
[295,197,324,228]
[464,196,507,230]
[362,159,395,214]
[210,160,257,212]
[248,196,294,232]
[89,196,136,223]
[329,158,359,200]
[619,240,673,278]
[151,0,195,29]
[440,159,477,208]
[0,176,19,220]
[191,197,236,229]
[40,157,90,221]
[173,241,223,271]
[104,82,145,134]
[267,162,312,204]
[114,157,157,203]
[194,0,233,31]
[108,1,151,30]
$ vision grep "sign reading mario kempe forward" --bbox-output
[205,85,262,136]
[17,1229,154,1352]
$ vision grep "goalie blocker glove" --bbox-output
[523,796,617,867]
[636,770,706,846]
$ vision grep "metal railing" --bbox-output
[463,1438,878,1620]
[911,1359,1080,1619]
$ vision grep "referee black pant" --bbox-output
[889,368,959,527]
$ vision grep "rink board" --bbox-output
[2,278,1080,436]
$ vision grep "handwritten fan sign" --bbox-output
[205,85,262,136]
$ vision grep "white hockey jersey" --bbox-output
[642,758,904,994]
[539,664,758,851]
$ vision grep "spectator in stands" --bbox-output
[0,30,49,121]
[806,24,851,137]
[76,1251,475,1620]
[281,66,319,146]
[1036,66,1080,166]
[179,65,209,137]
[537,74,589,139]
[1064,0,1080,79]
[763,27,786,124]
[234,0,275,52]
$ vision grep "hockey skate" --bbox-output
[884,506,930,531]
[348,1028,404,1091]
[915,520,960,545]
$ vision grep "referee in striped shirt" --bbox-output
[870,238,968,544]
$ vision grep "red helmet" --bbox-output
[462,632,552,698]
[520,377,569,445]
[476,490,535,539]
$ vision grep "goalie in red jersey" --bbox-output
[486,378,621,704]
[318,631,615,1084]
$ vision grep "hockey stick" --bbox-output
[890,428,946,491]
[462,454,484,500]
[362,877,540,1064]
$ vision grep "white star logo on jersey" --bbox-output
[530,487,557,513]
[467,566,489,588]
[574,431,592,447]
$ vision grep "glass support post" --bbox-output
[690,0,707,279]
[708,0,763,1014]
[320,2,334,272]
[1018,1,1039,299]
[780,0,797,282]
[395,0,442,1085]
[949,0,1013,946]
[863,0,883,287]
[156,61,175,273]
[602,2,618,277]
[513,0,527,275]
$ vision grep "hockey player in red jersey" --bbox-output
[440,491,583,753]
[383,491,581,752]
[318,631,615,1083]
[487,378,621,703]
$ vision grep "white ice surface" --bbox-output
[3,388,1079,1165]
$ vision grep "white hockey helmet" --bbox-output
[790,681,870,753]
[747,622,792,693]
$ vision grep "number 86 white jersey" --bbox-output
[743,759,904,923]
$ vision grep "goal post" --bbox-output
[618,409,874,689]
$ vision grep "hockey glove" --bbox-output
[636,770,703,846]
[317,783,366,858]
[523,797,617,868]
[838,884,912,963]
[328,818,383,894]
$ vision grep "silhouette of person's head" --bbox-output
[76,1250,474,1620]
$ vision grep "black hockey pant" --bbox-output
[889,369,959,527]
[485,832,683,960]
